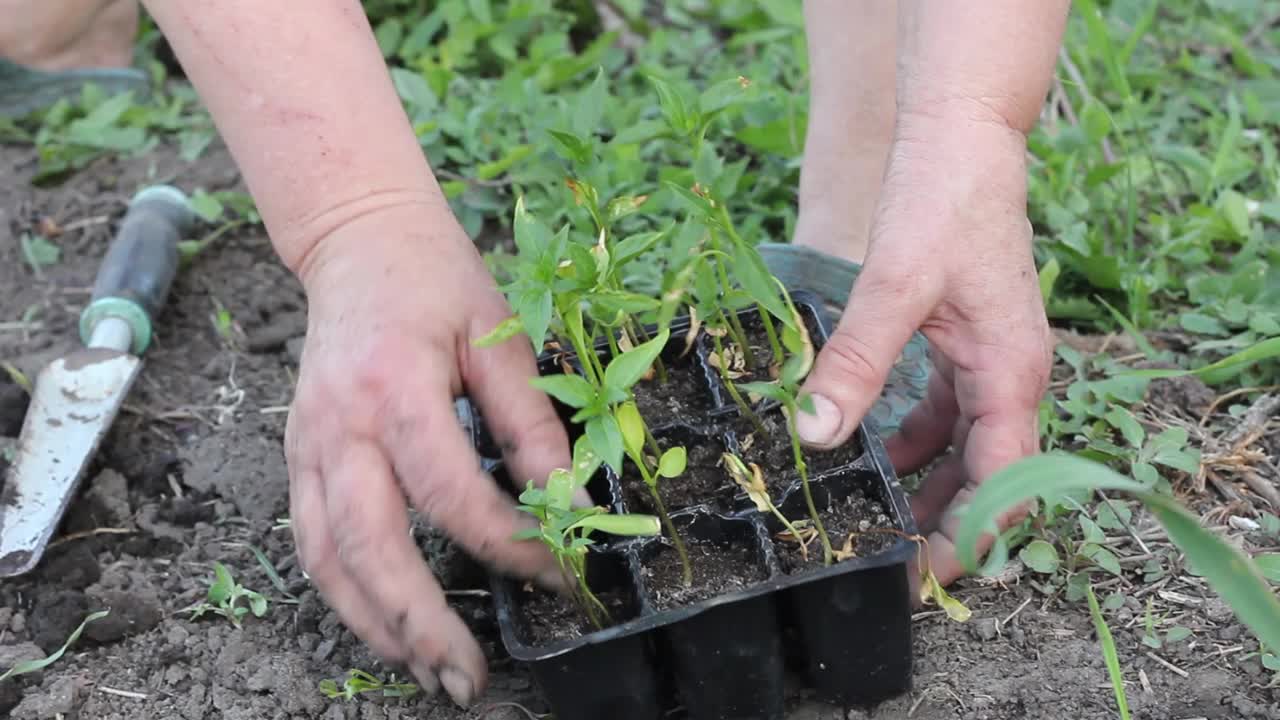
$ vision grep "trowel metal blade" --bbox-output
[0,348,141,576]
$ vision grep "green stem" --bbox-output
[606,327,622,360]
[712,324,767,437]
[758,304,784,365]
[557,305,602,388]
[707,235,751,356]
[635,457,691,586]
[787,403,833,565]
[767,503,810,561]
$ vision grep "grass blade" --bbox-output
[1086,585,1131,720]
[1121,337,1280,382]
[0,610,108,681]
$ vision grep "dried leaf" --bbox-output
[832,534,857,562]
[682,306,700,358]
[921,570,972,622]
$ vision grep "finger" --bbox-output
[907,453,966,536]
[384,369,565,588]
[884,372,959,475]
[797,265,933,449]
[325,438,487,707]
[464,305,581,504]
[924,411,1041,586]
[285,416,417,668]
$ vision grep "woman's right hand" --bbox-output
[283,202,571,707]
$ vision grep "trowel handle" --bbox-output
[79,185,197,355]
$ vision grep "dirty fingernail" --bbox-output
[440,666,475,707]
[795,393,842,446]
[410,662,440,696]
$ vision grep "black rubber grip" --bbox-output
[90,186,194,318]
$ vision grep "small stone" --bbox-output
[85,589,163,643]
[313,638,337,662]
[245,662,276,692]
[972,617,999,642]
[10,612,25,633]
[168,624,191,646]
[165,665,189,686]
[857,519,871,532]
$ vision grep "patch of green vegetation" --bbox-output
[319,668,419,701]
[183,561,269,628]
[0,610,108,682]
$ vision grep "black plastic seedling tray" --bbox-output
[466,291,920,720]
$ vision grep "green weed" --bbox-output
[319,668,418,701]
[183,561,269,628]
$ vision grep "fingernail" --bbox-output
[410,661,440,696]
[795,393,842,446]
[440,666,475,708]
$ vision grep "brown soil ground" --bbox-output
[2,140,1278,720]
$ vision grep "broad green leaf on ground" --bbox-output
[954,453,1280,653]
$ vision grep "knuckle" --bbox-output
[820,331,887,389]
[330,516,383,570]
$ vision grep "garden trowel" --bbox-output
[0,185,195,577]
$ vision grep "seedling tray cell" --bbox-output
[469,291,920,720]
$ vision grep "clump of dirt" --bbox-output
[631,338,717,423]
[639,537,767,612]
[775,487,898,574]
[1146,372,1217,417]
[620,429,733,513]
[515,585,636,646]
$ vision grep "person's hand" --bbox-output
[282,202,571,706]
[793,113,1054,590]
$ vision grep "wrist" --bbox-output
[887,109,1029,200]
[277,188,458,292]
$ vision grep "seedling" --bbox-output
[183,561,268,627]
[618,401,692,585]
[722,451,810,561]
[515,437,662,629]
[319,669,418,701]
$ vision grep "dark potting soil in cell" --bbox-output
[621,432,731,512]
[640,539,767,612]
[516,585,635,645]
[723,307,826,383]
[775,488,899,575]
[732,410,863,492]
[630,341,715,422]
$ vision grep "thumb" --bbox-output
[796,269,931,449]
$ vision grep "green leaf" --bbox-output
[528,373,596,409]
[658,447,687,478]
[472,315,525,348]
[1256,553,1280,583]
[1082,544,1123,576]
[547,129,593,166]
[208,562,235,605]
[604,328,670,392]
[921,570,971,622]
[732,243,794,329]
[247,591,268,617]
[954,453,1280,654]
[573,68,607,139]
[20,233,60,271]
[1019,539,1061,574]
[738,380,789,405]
[1104,406,1146,447]
[1039,257,1061,303]
[189,189,224,222]
[545,468,575,511]
[586,414,624,474]
[646,74,693,136]
[0,610,108,681]
[612,231,667,270]
[513,195,552,258]
[1085,585,1132,720]
[570,434,602,489]
[615,401,645,458]
[516,287,553,351]
[573,513,662,537]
